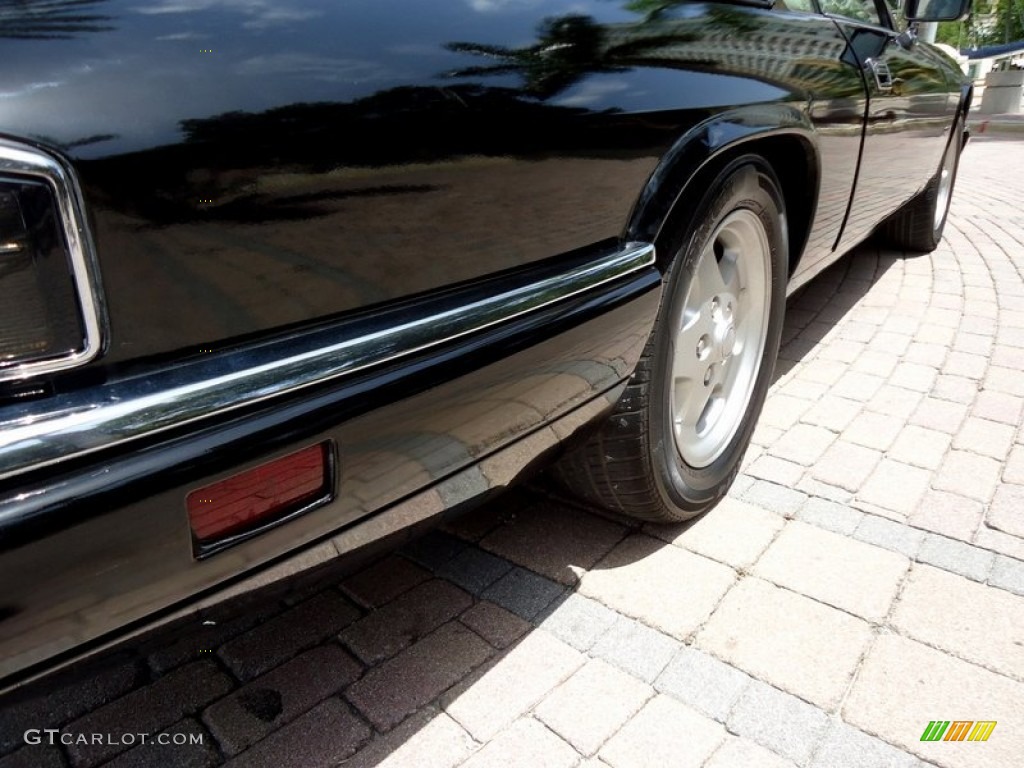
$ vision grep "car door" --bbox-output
[822,0,958,251]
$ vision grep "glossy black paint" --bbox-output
[829,15,960,253]
[1,0,961,370]
[0,0,968,683]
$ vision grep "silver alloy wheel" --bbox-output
[669,208,771,468]
[934,134,958,232]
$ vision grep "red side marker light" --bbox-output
[187,443,331,544]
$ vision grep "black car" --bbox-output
[0,0,971,685]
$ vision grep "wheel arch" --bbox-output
[626,105,820,279]
[958,82,973,148]
[960,82,974,117]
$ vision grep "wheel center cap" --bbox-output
[714,322,736,360]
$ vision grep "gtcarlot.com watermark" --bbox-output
[24,729,203,747]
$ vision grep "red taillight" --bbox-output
[0,138,105,382]
[0,176,86,366]
[187,443,331,545]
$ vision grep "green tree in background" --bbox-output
[936,0,1024,49]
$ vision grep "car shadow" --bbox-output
[774,240,915,384]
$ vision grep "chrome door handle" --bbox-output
[865,57,893,93]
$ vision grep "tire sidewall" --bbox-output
[932,118,963,244]
[648,157,787,510]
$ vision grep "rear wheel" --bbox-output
[879,120,963,252]
[553,156,787,523]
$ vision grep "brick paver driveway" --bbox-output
[2,137,1023,768]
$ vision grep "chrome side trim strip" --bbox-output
[0,242,655,482]
[0,139,106,383]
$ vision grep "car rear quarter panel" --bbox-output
[5,0,864,369]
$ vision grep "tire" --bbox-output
[553,156,787,523]
[879,119,963,253]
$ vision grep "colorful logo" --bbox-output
[920,721,997,742]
